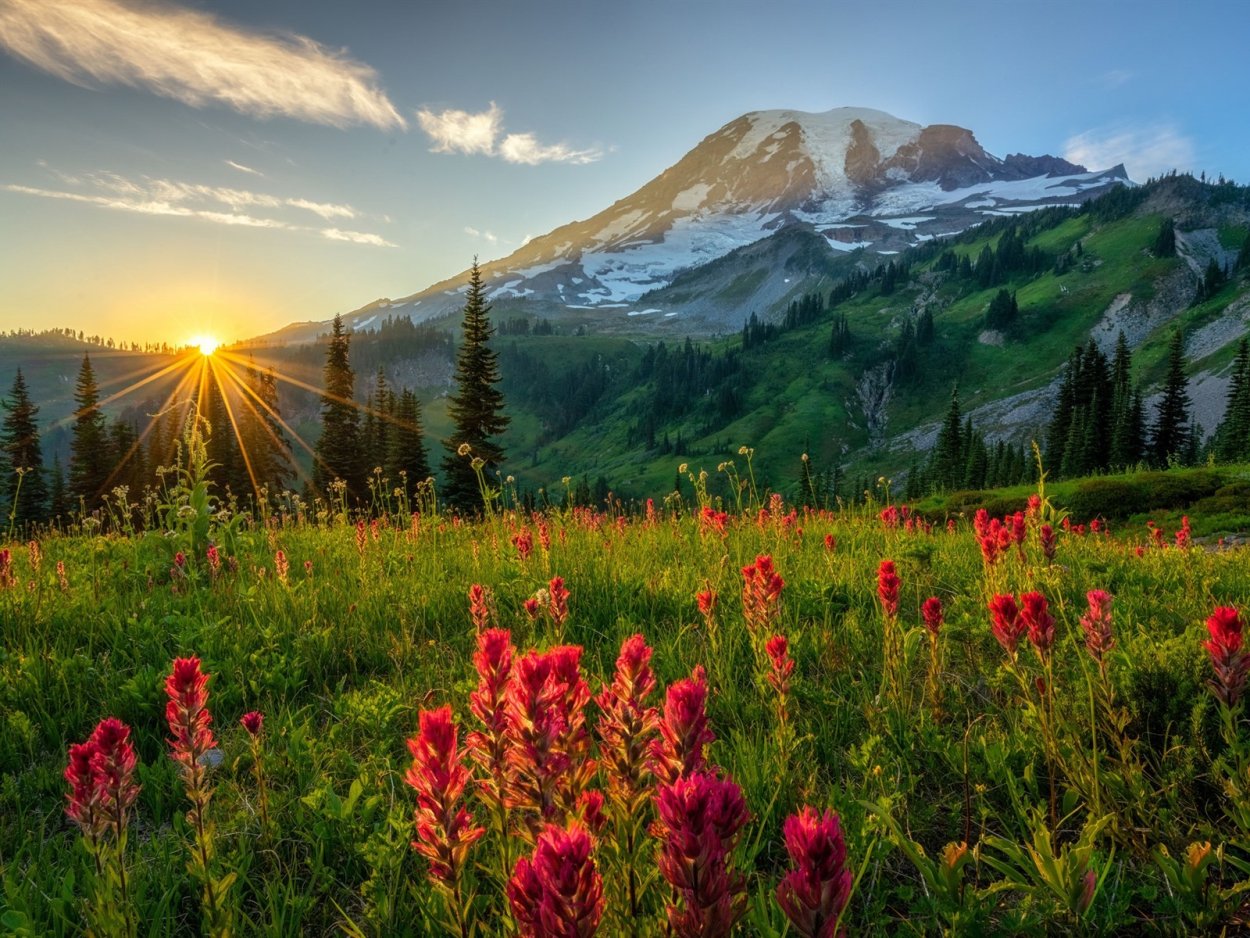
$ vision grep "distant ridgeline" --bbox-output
[3,172,1250,519]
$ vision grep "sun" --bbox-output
[190,335,220,356]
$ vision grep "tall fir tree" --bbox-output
[386,388,430,498]
[441,260,509,512]
[69,354,111,511]
[1151,330,1192,466]
[0,368,49,526]
[313,314,365,501]
[928,385,965,491]
[1214,338,1250,462]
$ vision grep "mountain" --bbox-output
[272,106,1129,341]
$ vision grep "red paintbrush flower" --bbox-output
[467,629,514,806]
[765,634,794,698]
[1080,591,1114,667]
[921,596,944,636]
[507,822,604,938]
[1039,523,1057,563]
[1205,606,1249,706]
[988,594,1025,658]
[1020,591,1055,657]
[165,657,217,772]
[876,560,900,617]
[654,771,750,938]
[468,583,493,633]
[405,705,485,885]
[775,806,853,938]
[741,555,784,637]
[649,665,715,786]
[240,711,264,738]
[548,577,571,628]
[595,634,659,814]
[65,739,103,838]
[88,717,141,841]
[512,528,534,561]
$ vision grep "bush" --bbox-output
[1132,470,1223,509]
[1063,479,1148,520]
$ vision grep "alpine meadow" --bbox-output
[2,1,1250,935]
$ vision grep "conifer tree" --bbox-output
[1152,217,1176,257]
[1214,338,1250,462]
[386,388,430,498]
[69,354,111,511]
[442,260,509,512]
[1,368,49,526]
[1151,330,1192,465]
[313,314,365,501]
[928,386,965,491]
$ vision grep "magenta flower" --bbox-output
[921,597,944,636]
[649,665,715,786]
[1020,591,1055,658]
[405,705,485,886]
[775,806,853,938]
[1205,606,1249,706]
[876,560,900,618]
[1080,590,1114,668]
[507,822,604,937]
[654,771,750,937]
[988,595,1025,658]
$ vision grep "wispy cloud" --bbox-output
[3,168,395,246]
[321,228,396,247]
[225,159,263,176]
[464,225,499,243]
[417,102,603,165]
[0,0,405,130]
[1064,122,1195,180]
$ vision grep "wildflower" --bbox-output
[523,597,542,621]
[1175,515,1192,549]
[649,665,715,786]
[304,559,314,578]
[576,790,607,835]
[823,533,836,552]
[1039,523,1057,563]
[240,711,263,737]
[467,628,515,806]
[27,540,41,572]
[1080,591,1114,668]
[946,518,956,534]
[507,822,604,938]
[1204,606,1249,706]
[700,505,730,538]
[879,505,900,529]
[741,555,784,637]
[406,705,485,887]
[988,594,1025,658]
[57,559,68,591]
[1026,493,1042,519]
[876,560,900,617]
[921,597,944,636]
[765,634,794,698]
[274,549,288,583]
[504,646,594,829]
[206,544,221,576]
[166,657,217,772]
[468,584,493,633]
[595,634,659,813]
[355,519,367,555]
[512,529,534,561]
[548,576,570,629]
[696,589,719,628]
[654,771,750,938]
[65,739,104,838]
[1020,592,1055,658]
[775,807,852,938]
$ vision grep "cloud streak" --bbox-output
[0,0,405,130]
[417,102,602,165]
[1064,122,1195,181]
[2,169,396,246]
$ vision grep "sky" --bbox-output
[1,0,1249,346]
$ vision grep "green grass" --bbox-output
[2,473,1249,935]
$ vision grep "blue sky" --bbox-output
[1,0,1248,344]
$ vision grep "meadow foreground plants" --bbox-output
[0,483,1248,934]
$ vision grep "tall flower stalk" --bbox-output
[921,597,944,720]
[775,807,853,938]
[239,711,269,837]
[594,634,660,926]
[165,657,231,935]
[467,627,515,881]
[65,717,141,937]
[405,705,485,937]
